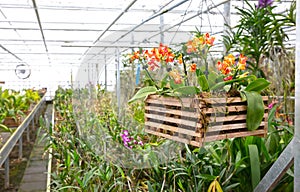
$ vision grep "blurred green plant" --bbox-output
[0,88,41,131]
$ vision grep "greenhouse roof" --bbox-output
[0,0,295,90]
[0,0,294,67]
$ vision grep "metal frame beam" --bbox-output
[294,0,300,190]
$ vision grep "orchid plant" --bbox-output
[223,0,290,78]
[127,33,216,103]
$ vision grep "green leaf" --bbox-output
[196,174,216,181]
[177,180,185,191]
[173,86,200,96]
[224,183,240,191]
[196,68,204,76]
[223,85,231,93]
[242,91,265,131]
[234,151,241,168]
[160,74,169,88]
[268,104,278,131]
[128,86,157,103]
[260,140,271,162]
[245,78,270,92]
[0,124,12,133]
[248,144,260,189]
[170,79,184,89]
[210,75,256,91]
[198,75,210,92]
[146,181,155,192]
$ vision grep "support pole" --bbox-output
[160,13,164,44]
[18,137,23,159]
[31,119,34,129]
[116,49,121,116]
[223,0,231,54]
[26,125,30,142]
[4,158,9,189]
[294,0,300,191]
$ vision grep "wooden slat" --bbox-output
[202,97,243,104]
[145,129,192,145]
[201,96,269,105]
[146,98,195,108]
[207,113,268,124]
[145,121,200,136]
[148,95,193,103]
[203,105,246,113]
[201,129,266,142]
[202,105,268,113]
[207,121,265,132]
[145,105,196,117]
[145,113,200,128]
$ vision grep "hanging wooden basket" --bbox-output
[144,94,269,147]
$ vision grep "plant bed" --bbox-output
[144,94,269,147]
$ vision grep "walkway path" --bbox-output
[18,104,52,192]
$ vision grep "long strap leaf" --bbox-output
[241,91,265,131]
[248,144,260,189]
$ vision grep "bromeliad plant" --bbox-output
[128,32,270,131]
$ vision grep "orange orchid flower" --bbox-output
[190,63,197,72]
[237,54,247,70]
[177,54,183,64]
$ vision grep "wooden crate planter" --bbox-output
[144,95,269,147]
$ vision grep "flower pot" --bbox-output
[144,94,268,147]
[3,117,21,128]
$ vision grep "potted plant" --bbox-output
[127,32,270,147]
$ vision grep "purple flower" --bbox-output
[268,100,277,109]
[120,130,145,149]
[123,130,129,136]
[138,141,144,146]
[122,136,131,143]
[258,0,273,8]
[121,130,131,144]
